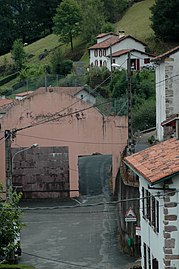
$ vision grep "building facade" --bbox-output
[88,32,154,71]
[152,46,179,141]
[124,136,179,269]
[0,87,128,198]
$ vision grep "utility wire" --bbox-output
[15,99,112,133]
[1,189,178,212]
[21,75,112,129]
[17,133,127,145]
[22,251,99,269]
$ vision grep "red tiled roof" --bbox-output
[15,91,33,97]
[161,114,179,127]
[96,32,118,38]
[88,35,147,50]
[0,99,13,107]
[36,86,95,96]
[108,49,155,58]
[124,138,179,183]
[152,46,179,61]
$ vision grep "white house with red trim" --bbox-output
[124,120,179,269]
[152,46,179,141]
[88,32,155,71]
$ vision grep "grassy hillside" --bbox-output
[116,0,179,54]
[116,0,155,42]
[0,0,178,94]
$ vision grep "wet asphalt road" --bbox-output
[19,196,135,269]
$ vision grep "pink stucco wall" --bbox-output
[0,88,128,197]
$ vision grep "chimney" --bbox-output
[176,116,179,140]
[119,30,125,39]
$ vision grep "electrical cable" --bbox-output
[16,133,127,145]
[22,251,100,269]
[15,99,112,133]
[1,189,178,212]
[20,74,112,129]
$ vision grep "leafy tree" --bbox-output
[11,40,26,71]
[30,0,60,34]
[77,0,106,42]
[102,0,128,23]
[85,67,111,97]
[101,22,115,33]
[0,1,14,54]
[151,0,179,41]
[19,64,45,80]
[132,98,156,131]
[0,184,23,263]
[53,0,82,51]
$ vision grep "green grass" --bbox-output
[116,0,179,54]
[116,0,155,42]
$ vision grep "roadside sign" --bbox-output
[136,226,141,236]
[125,208,136,222]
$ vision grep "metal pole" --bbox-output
[127,51,133,155]
[5,130,12,200]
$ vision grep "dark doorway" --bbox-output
[78,154,112,196]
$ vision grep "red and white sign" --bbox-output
[136,226,141,236]
[125,208,137,222]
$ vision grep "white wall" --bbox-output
[89,37,146,68]
[139,178,164,268]
[156,63,166,141]
[140,174,179,269]
[156,51,179,141]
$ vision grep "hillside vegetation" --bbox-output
[0,0,178,94]
[116,0,179,54]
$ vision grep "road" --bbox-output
[19,196,136,269]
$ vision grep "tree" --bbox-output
[77,0,106,42]
[151,0,179,41]
[11,40,26,71]
[53,0,82,51]
[0,184,23,263]
[0,1,15,54]
[102,0,128,23]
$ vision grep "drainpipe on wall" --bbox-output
[176,117,179,140]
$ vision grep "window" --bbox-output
[103,60,107,66]
[142,188,159,233]
[94,50,98,57]
[99,49,102,57]
[100,60,102,67]
[143,243,147,269]
[146,190,151,222]
[144,58,150,64]
[95,60,98,66]
[148,246,151,269]
[103,49,106,56]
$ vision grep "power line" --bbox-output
[18,75,112,130]
[15,99,112,133]
[17,133,127,145]
[1,189,178,212]
[22,251,100,269]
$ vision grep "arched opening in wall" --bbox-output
[78,154,112,197]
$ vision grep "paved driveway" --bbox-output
[20,196,135,269]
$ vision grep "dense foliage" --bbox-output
[0,0,129,55]
[53,0,82,51]
[0,185,23,263]
[0,0,60,55]
[85,67,156,131]
[151,0,179,41]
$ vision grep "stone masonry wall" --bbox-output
[163,190,179,269]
